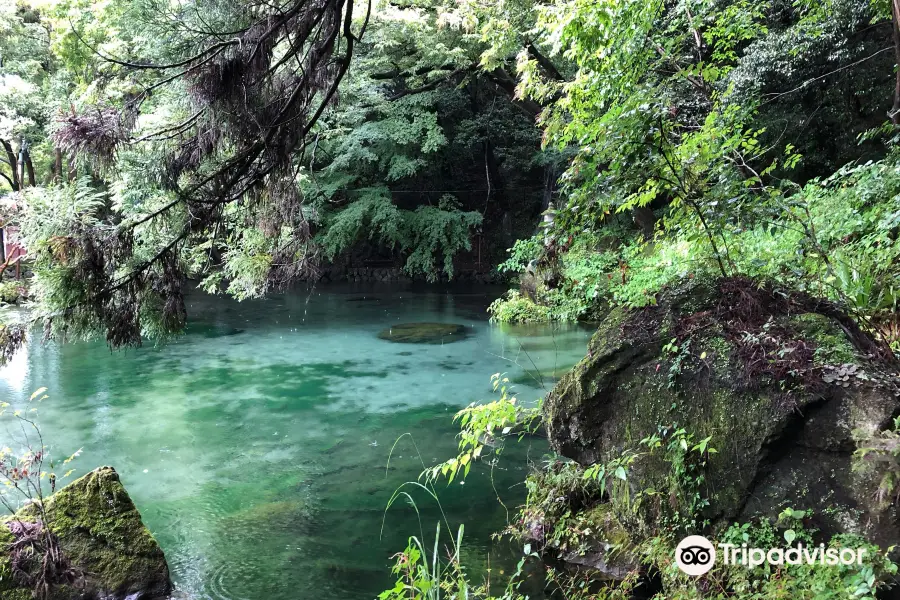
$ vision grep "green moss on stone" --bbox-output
[791,313,857,365]
[43,467,169,597]
[1,467,171,600]
[581,503,632,549]
[377,322,470,344]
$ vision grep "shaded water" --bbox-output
[0,284,593,600]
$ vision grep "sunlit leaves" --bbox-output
[421,373,542,484]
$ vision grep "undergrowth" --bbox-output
[380,378,900,600]
[492,155,900,355]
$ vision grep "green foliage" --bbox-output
[297,3,545,282]
[506,459,611,558]
[0,281,27,305]
[854,416,900,509]
[497,236,542,274]
[378,522,469,600]
[403,205,483,281]
[319,190,482,281]
[487,291,551,323]
[319,191,406,261]
[422,373,542,483]
[581,425,716,531]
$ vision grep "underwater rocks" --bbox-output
[544,278,900,545]
[377,322,470,344]
[1,466,171,600]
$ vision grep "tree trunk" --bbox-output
[52,147,62,183]
[1,139,19,191]
[891,0,900,125]
[23,148,35,187]
[16,143,25,189]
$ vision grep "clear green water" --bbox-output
[0,284,592,600]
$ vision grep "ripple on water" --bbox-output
[205,562,254,600]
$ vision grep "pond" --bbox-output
[0,283,593,600]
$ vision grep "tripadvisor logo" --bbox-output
[675,535,716,576]
[675,535,869,576]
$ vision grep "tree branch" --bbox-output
[525,41,565,81]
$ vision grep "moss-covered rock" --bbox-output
[559,503,638,580]
[0,281,28,306]
[544,278,900,545]
[1,466,171,600]
[377,322,469,344]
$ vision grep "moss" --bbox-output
[790,312,857,365]
[0,523,18,596]
[0,281,27,305]
[0,467,171,600]
[581,503,632,549]
[377,322,470,344]
[700,335,733,371]
[42,467,169,597]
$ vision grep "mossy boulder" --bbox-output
[544,278,900,544]
[558,504,639,580]
[377,322,469,344]
[1,466,171,600]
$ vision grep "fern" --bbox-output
[319,190,482,281]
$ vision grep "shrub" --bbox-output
[488,291,552,323]
[0,281,28,305]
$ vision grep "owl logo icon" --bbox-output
[675,535,716,576]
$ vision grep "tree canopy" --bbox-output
[0,0,897,354]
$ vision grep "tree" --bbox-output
[23,0,372,346]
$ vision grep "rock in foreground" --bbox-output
[545,278,900,544]
[1,466,171,600]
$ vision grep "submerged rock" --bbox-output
[0,466,171,600]
[544,278,900,544]
[377,322,469,344]
[188,323,245,338]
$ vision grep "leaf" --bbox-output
[30,387,47,401]
[784,529,796,544]
[614,465,627,480]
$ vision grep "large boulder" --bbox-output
[1,466,171,600]
[544,278,900,544]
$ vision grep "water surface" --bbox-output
[0,283,592,600]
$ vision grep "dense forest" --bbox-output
[0,0,898,352]
[1,0,900,598]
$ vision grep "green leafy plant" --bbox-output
[422,374,542,484]
[487,291,552,324]
[0,387,82,598]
